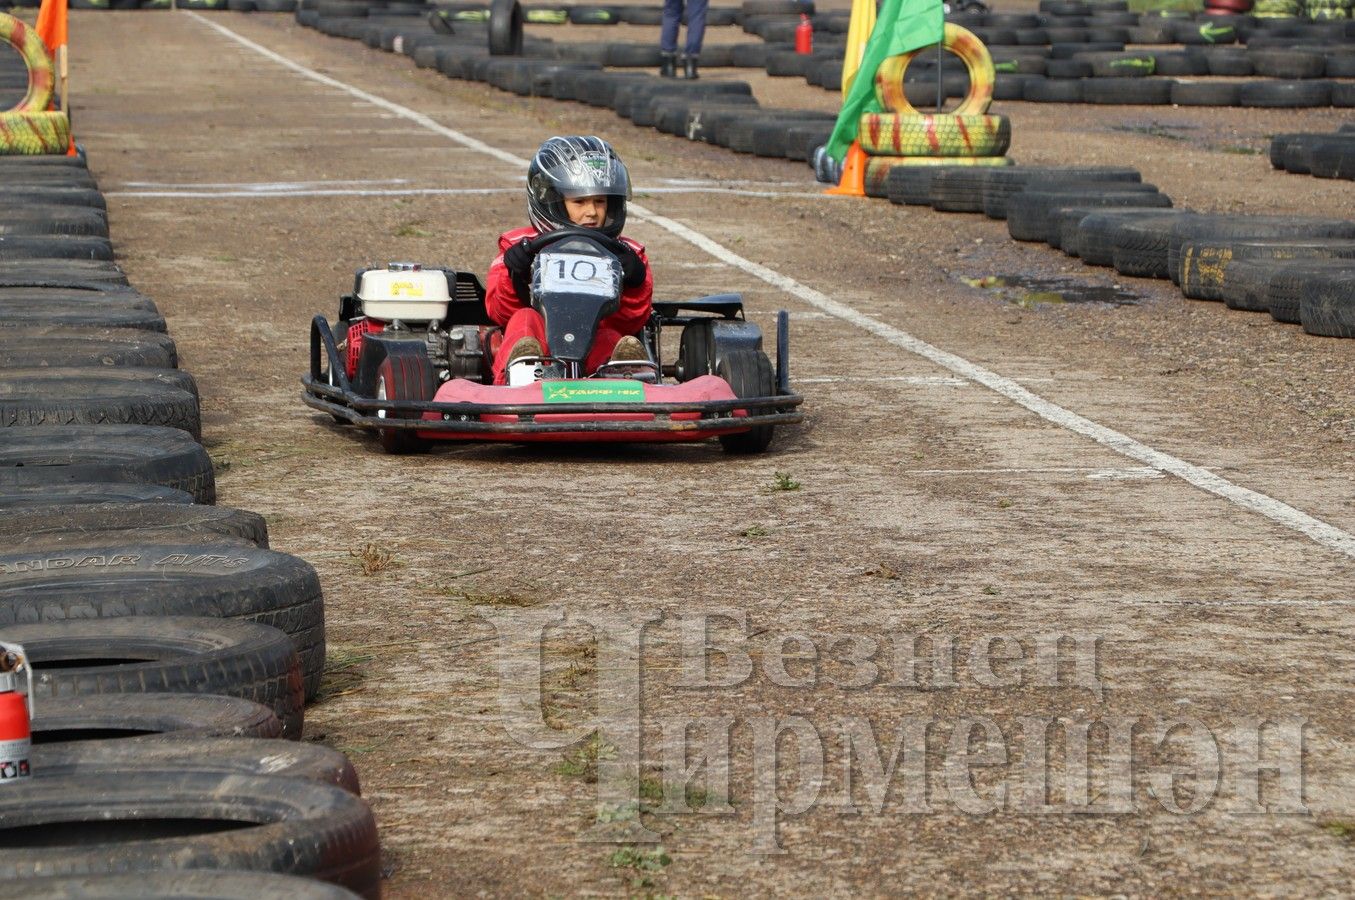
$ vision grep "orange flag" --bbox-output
[35,0,66,58]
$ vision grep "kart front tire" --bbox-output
[717,349,776,455]
[375,354,435,455]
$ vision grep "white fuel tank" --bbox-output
[358,264,451,323]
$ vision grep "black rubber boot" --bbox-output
[682,54,699,79]
[659,52,677,78]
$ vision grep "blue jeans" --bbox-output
[661,0,708,57]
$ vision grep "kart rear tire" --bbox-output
[375,354,435,454]
[718,349,776,455]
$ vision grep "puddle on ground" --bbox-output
[961,275,1141,309]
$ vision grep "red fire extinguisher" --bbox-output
[0,641,33,784]
[795,13,813,55]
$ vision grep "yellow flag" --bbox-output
[840,0,878,95]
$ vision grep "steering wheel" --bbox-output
[524,226,629,257]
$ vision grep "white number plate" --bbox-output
[537,251,618,298]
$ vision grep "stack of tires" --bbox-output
[0,13,71,157]
[1206,0,1253,15]
[857,23,1014,199]
[0,153,381,898]
[1253,0,1303,17]
[1270,124,1355,179]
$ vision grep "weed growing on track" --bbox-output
[554,735,617,781]
[741,525,769,538]
[769,471,801,492]
[608,845,672,892]
[394,222,432,238]
[318,645,376,700]
[350,543,395,575]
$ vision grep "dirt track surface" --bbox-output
[68,9,1355,896]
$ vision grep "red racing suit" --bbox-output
[485,225,654,385]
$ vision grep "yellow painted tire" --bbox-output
[0,13,54,113]
[874,23,995,117]
[0,110,71,155]
[864,154,1014,197]
[859,112,1010,158]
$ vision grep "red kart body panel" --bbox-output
[419,375,748,442]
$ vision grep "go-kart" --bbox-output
[302,227,804,454]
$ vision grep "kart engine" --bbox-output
[355,263,490,383]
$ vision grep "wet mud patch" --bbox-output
[961,274,1142,308]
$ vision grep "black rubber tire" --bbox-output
[375,351,436,455]
[1180,238,1355,300]
[0,483,196,510]
[1023,77,1085,102]
[1111,215,1189,278]
[1307,136,1355,180]
[0,872,363,900]
[0,186,105,209]
[7,616,304,739]
[0,284,157,311]
[886,165,949,206]
[1300,269,1355,337]
[1267,261,1355,324]
[0,235,112,261]
[0,370,201,439]
[0,772,380,897]
[0,206,108,239]
[568,4,618,23]
[1250,49,1326,79]
[0,300,166,333]
[0,326,177,369]
[1239,80,1332,108]
[1153,51,1209,76]
[1008,186,1170,242]
[717,349,776,455]
[930,167,1000,213]
[32,693,284,745]
[32,736,360,794]
[982,166,1143,219]
[0,542,325,700]
[1082,77,1174,104]
[1170,80,1240,106]
[0,259,126,285]
[1075,210,1185,267]
[2,503,269,552]
[0,426,215,503]
[488,0,523,54]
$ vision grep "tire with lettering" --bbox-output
[32,736,361,794]
[31,693,284,744]
[1,503,268,552]
[7,616,304,738]
[0,426,215,503]
[874,23,995,117]
[0,12,54,112]
[0,773,380,897]
[0,542,325,700]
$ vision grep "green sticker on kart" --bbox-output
[542,381,646,404]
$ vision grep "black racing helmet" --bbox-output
[526,136,631,239]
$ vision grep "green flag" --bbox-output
[825,0,945,162]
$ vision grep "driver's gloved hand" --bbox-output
[614,242,647,289]
[503,237,535,300]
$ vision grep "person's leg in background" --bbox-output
[659,0,682,76]
[681,0,708,78]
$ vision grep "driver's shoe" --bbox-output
[506,336,543,366]
[609,336,647,362]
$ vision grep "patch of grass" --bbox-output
[553,734,617,782]
[1218,144,1264,156]
[1322,820,1355,839]
[446,589,539,607]
[740,525,769,538]
[393,222,432,238]
[319,645,376,698]
[769,471,801,492]
[349,543,395,576]
[981,585,1000,596]
[997,498,1013,509]
[638,774,710,811]
[866,564,901,580]
[1110,122,1187,142]
[609,845,672,891]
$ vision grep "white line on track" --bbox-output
[185,11,1355,561]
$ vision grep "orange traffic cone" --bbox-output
[824,141,867,197]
